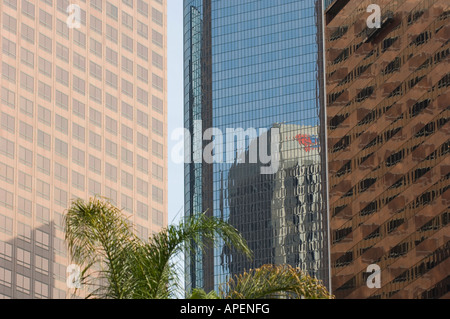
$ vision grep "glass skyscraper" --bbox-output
[184,0,330,293]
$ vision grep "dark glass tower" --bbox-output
[184,0,330,294]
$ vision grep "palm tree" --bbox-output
[64,197,252,299]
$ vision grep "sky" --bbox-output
[167,1,184,225]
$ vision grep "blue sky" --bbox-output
[167,1,184,225]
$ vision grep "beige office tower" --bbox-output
[0,0,167,298]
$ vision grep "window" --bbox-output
[152,163,163,181]
[90,14,102,34]
[105,70,118,89]
[73,123,85,142]
[152,140,163,159]
[35,256,49,276]
[36,229,50,250]
[38,106,51,126]
[152,186,163,204]
[18,171,32,192]
[21,47,34,67]
[152,29,163,47]
[32,130,47,154]
[121,147,133,166]
[122,124,133,143]
[54,187,68,207]
[0,267,12,288]
[105,139,118,159]
[55,114,68,135]
[136,178,148,196]
[122,56,133,74]
[122,11,133,29]
[89,155,101,174]
[105,116,118,135]
[137,155,148,173]
[56,90,69,109]
[137,132,148,151]
[20,96,34,117]
[106,2,118,20]
[55,138,68,158]
[137,87,148,105]
[105,163,117,182]
[37,154,51,175]
[89,84,102,104]
[152,208,163,226]
[89,179,101,196]
[121,193,133,213]
[122,33,133,52]
[22,0,35,19]
[3,63,16,83]
[1,112,15,133]
[137,65,148,83]
[17,248,31,268]
[18,146,33,167]
[19,121,33,142]
[89,131,102,150]
[122,101,133,120]
[137,110,149,128]
[73,75,85,95]
[0,214,13,234]
[72,171,85,191]
[56,67,69,86]
[153,95,163,114]
[89,107,102,127]
[39,9,52,29]
[36,179,50,199]
[74,29,86,48]
[91,0,102,11]
[137,0,148,17]
[106,47,118,65]
[16,274,30,294]
[36,204,50,224]
[21,23,34,43]
[151,50,164,70]
[152,8,163,26]
[0,163,14,184]
[90,38,102,57]
[1,87,15,108]
[53,237,66,257]
[56,19,69,39]
[2,37,16,57]
[73,99,85,119]
[39,33,52,53]
[0,137,15,159]
[72,147,85,167]
[122,78,133,97]
[106,25,118,43]
[17,222,31,242]
[54,162,68,183]
[152,118,163,136]
[0,241,13,262]
[73,52,86,71]
[3,13,17,34]
[137,20,148,39]
[106,93,118,112]
[136,225,148,241]
[137,201,148,220]
[104,186,117,205]
[137,43,148,61]
[18,197,32,217]
[121,170,133,190]
[152,73,164,91]
[38,81,52,101]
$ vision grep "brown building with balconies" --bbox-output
[325,0,449,299]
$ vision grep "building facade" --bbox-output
[0,0,167,298]
[184,0,330,293]
[325,0,449,298]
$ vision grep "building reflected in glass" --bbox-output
[184,0,330,293]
